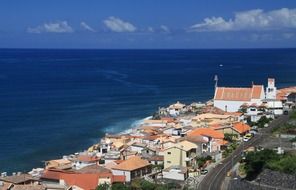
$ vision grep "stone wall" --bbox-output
[228,169,296,190]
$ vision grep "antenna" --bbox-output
[214,75,218,89]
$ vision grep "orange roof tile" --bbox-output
[214,85,263,101]
[188,128,224,139]
[42,169,64,180]
[251,85,263,99]
[77,155,100,162]
[60,173,99,190]
[215,139,229,145]
[112,156,150,171]
[114,160,125,164]
[224,112,243,116]
[232,122,250,134]
[209,124,222,129]
[112,175,126,183]
[276,86,296,100]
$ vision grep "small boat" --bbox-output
[219,64,223,67]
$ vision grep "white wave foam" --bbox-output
[103,116,152,135]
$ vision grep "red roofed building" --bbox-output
[187,128,224,139]
[111,156,152,182]
[41,166,125,190]
[214,82,265,112]
[60,173,99,190]
[232,122,251,135]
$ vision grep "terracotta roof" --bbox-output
[277,86,296,100]
[41,169,65,180]
[0,174,36,184]
[114,160,125,164]
[224,112,243,116]
[188,128,224,139]
[232,122,250,134]
[112,175,126,183]
[214,85,263,101]
[252,85,263,99]
[209,124,223,129]
[77,165,111,174]
[60,173,99,190]
[77,155,100,162]
[112,156,150,171]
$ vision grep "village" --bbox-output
[1,78,296,190]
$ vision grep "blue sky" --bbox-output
[1,0,296,48]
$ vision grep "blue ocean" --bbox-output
[1,49,296,173]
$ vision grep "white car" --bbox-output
[243,133,252,142]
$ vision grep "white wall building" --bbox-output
[214,78,284,115]
[214,85,265,112]
[264,78,283,115]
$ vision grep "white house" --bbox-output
[111,156,151,182]
[264,78,283,115]
[162,165,188,181]
[130,143,147,154]
[264,100,283,115]
[243,103,265,122]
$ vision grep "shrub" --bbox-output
[244,149,280,180]
[267,155,296,175]
[111,183,131,190]
[96,183,110,190]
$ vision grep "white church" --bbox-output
[213,78,283,115]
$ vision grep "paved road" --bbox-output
[197,114,290,190]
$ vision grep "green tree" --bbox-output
[96,183,110,190]
[140,180,156,190]
[111,183,131,190]
[244,149,280,180]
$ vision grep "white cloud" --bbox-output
[160,25,170,33]
[27,21,73,33]
[103,17,136,32]
[80,22,95,32]
[189,8,296,32]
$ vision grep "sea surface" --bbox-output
[1,49,296,173]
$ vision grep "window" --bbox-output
[167,152,171,155]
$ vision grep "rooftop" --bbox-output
[214,85,263,101]
[188,128,224,139]
[112,156,150,171]
[0,174,36,184]
[232,122,251,134]
[77,155,100,163]
[76,165,111,174]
